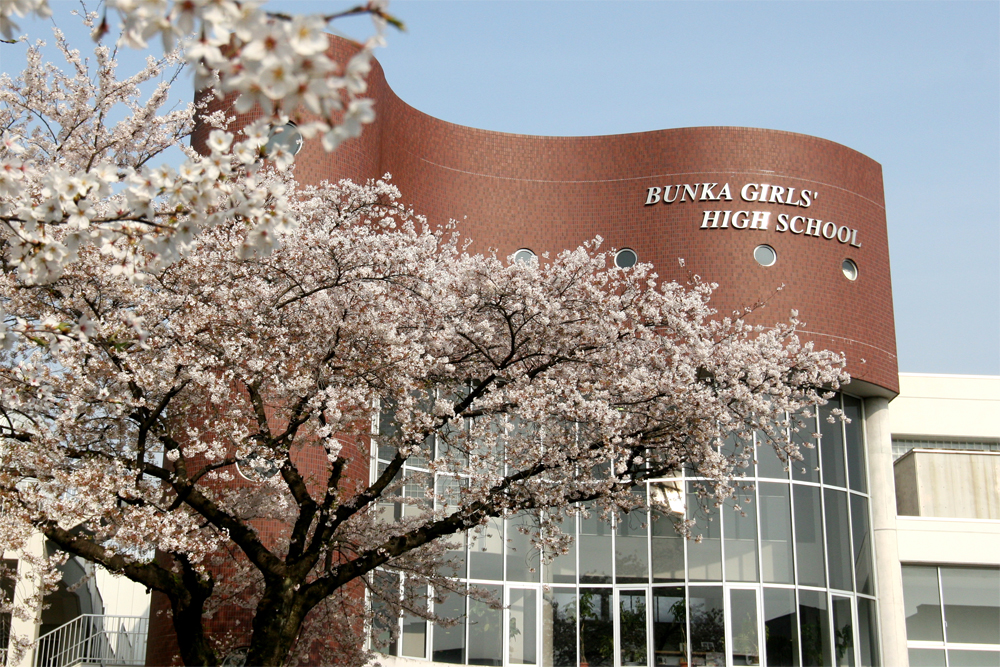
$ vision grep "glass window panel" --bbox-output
[794,485,826,587]
[730,588,761,667]
[724,497,759,582]
[402,469,432,520]
[436,476,467,578]
[432,587,466,664]
[857,597,880,667]
[908,648,946,667]
[948,650,1000,667]
[851,495,874,596]
[378,399,400,461]
[650,482,685,583]
[616,490,649,584]
[652,586,687,667]
[902,565,943,642]
[825,489,853,591]
[764,587,799,667]
[820,398,848,488]
[469,518,504,581]
[510,589,537,665]
[799,589,832,667]
[832,596,855,667]
[941,567,1000,645]
[688,586,726,665]
[507,513,541,583]
[401,583,428,658]
[760,483,795,584]
[542,514,576,584]
[579,503,613,584]
[579,588,614,667]
[619,590,648,666]
[758,429,791,480]
[370,571,399,656]
[687,483,722,581]
[469,584,503,666]
[843,396,867,493]
[542,588,576,667]
[792,409,821,483]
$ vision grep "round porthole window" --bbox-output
[753,244,777,267]
[614,248,638,269]
[513,249,536,265]
[264,122,303,156]
[842,258,859,281]
[237,453,280,482]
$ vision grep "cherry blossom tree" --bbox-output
[0,5,850,667]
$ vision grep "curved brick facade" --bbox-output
[262,37,898,396]
[192,38,898,394]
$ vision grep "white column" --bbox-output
[864,396,908,667]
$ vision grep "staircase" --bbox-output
[32,615,147,667]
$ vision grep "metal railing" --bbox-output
[33,615,148,667]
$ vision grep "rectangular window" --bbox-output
[686,483,722,581]
[616,488,649,584]
[579,588,613,667]
[509,588,537,665]
[941,567,1000,645]
[619,590,648,666]
[794,485,826,587]
[760,483,795,584]
[542,588,576,667]
[764,587,799,667]
[433,587,466,664]
[652,586,686,666]
[469,584,503,666]
[730,589,760,667]
[799,589,832,667]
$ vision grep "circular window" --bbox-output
[753,244,777,267]
[264,122,303,156]
[842,258,859,281]
[237,453,280,482]
[513,248,536,265]
[614,248,638,269]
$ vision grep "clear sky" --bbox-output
[4,1,999,375]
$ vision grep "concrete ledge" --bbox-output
[897,516,1000,566]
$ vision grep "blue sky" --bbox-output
[4,1,999,375]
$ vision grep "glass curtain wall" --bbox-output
[372,393,880,667]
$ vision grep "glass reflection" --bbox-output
[857,597,880,667]
[509,589,537,665]
[941,567,1000,645]
[760,483,795,584]
[619,590,648,666]
[842,396,867,493]
[507,514,540,583]
[433,588,466,664]
[469,584,502,666]
[579,503,613,584]
[902,566,943,641]
[541,588,576,667]
[820,400,847,488]
[794,485,826,587]
[799,589,831,667]
[764,587,799,667]
[689,586,726,665]
[470,518,504,580]
[687,484,722,581]
[730,589,760,666]
[652,587,686,667]
[725,497,759,582]
[616,490,650,584]
[650,482,685,583]
[542,514,576,585]
[826,489,853,591]
[792,409,820,483]
[833,596,855,667]
[579,588,613,667]
[851,495,874,595]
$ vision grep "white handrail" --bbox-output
[32,615,148,667]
